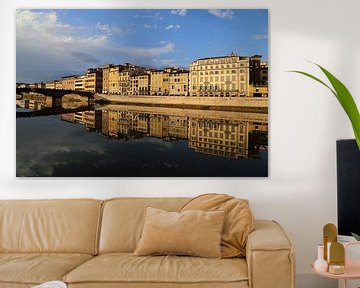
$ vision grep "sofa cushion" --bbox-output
[181,194,254,258]
[63,253,248,285]
[99,198,190,253]
[134,207,225,258]
[0,253,93,285]
[0,199,103,254]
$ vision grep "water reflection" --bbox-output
[59,105,268,160]
[16,99,268,177]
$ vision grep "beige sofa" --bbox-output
[0,198,295,288]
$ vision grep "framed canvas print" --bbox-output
[16,9,269,177]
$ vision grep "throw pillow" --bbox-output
[181,193,254,258]
[134,207,225,258]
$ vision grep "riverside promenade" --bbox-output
[95,94,268,112]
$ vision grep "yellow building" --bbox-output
[150,70,170,95]
[169,70,189,96]
[131,73,150,96]
[189,53,250,97]
[61,75,77,90]
[119,70,133,95]
[84,68,103,93]
[45,81,55,89]
[260,62,268,85]
[102,64,114,94]
[54,80,62,89]
[108,66,122,94]
[249,84,268,97]
[74,75,85,91]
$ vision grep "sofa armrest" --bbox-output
[246,220,295,288]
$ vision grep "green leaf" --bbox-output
[289,64,360,150]
[351,232,360,241]
[316,65,360,146]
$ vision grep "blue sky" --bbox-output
[16,9,268,83]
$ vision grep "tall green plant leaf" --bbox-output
[352,232,360,241]
[290,64,360,150]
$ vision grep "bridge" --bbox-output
[16,87,94,99]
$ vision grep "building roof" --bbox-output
[62,75,78,80]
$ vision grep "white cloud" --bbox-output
[253,34,268,40]
[171,9,187,17]
[96,22,112,35]
[158,59,177,66]
[134,12,163,21]
[111,42,175,58]
[16,10,109,82]
[208,9,234,19]
[17,10,107,47]
[165,24,181,30]
[16,10,176,82]
[144,23,157,29]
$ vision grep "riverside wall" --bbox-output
[95,94,268,109]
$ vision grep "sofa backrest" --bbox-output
[0,199,102,255]
[99,197,190,253]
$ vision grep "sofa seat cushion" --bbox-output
[0,253,93,285]
[64,253,248,285]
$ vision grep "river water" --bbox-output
[16,102,268,177]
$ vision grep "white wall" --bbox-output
[1,1,359,287]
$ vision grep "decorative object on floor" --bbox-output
[134,207,225,258]
[323,223,337,262]
[290,63,360,150]
[181,193,254,257]
[329,242,345,275]
[314,244,328,272]
[16,9,269,177]
[32,281,67,288]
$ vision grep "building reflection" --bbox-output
[16,94,53,111]
[59,106,268,159]
[61,111,102,132]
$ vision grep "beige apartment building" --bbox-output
[102,64,114,94]
[150,70,170,95]
[189,53,250,97]
[119,70,133,95]
[108,66,122,94]
[108,64,146,95]
[74,75,85,91]
[169,70,189,96]
[61,75,77,90]
[45,81,56,89]
[131,73,150,96]
[84,68,103,93]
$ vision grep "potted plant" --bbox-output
[290,63,360,150]
[291,64,360,240]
